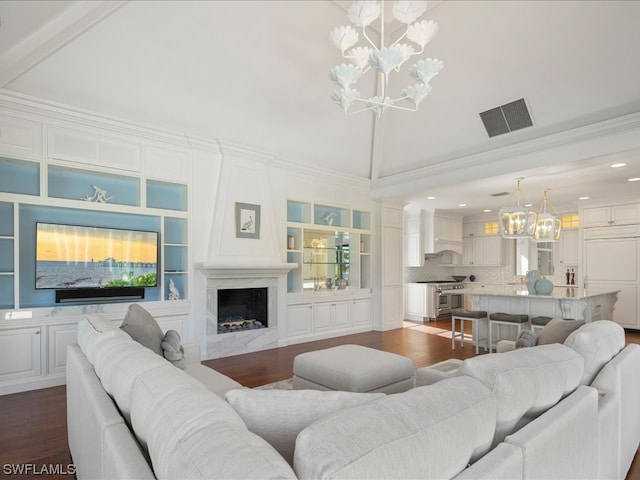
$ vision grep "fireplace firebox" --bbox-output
[217,287,268,334]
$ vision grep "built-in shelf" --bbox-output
[286,200,370,294]
[48,164,140,206]
[0,156,39,196]
[147,180,188,211]
[0,155,190,309]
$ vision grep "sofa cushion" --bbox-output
[515,329,536,349]
[183,363,243,398]
[536,318,584,345]
[131,364,296,479]
[456,343,584,446]
[77,315,129,365]
[293,376,496,480]
[563,320,625,385]
[120,304,164,355]
[93,340,169,424]
[225,388,385,465]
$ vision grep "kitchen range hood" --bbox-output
[423,210,464,256]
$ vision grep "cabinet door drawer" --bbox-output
[0,327,41,380]
[0,115,42,157]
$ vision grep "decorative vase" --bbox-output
[535,277,554,295]
[526,270,540,294]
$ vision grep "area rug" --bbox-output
[255,378,293,390]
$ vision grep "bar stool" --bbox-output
[531,316,552,334]
[451,309,489,354]
[488,313,529,352]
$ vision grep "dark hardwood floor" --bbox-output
[0,320,638,479]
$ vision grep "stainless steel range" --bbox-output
[415,281,465,321]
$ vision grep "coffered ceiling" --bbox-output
[1,0,639,215]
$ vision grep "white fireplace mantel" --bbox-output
[196,262,298,278]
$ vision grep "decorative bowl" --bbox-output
[452,276,467,282]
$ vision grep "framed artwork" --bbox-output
[235,202,261,239]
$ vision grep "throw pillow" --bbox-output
[515,329,536,349]
[225,388,385,465]
[120,304,164,355]
[161,330,186,369]
[536,318,585,346]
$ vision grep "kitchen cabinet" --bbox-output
[462,233,503,266]
[583,230,639,329]
[558,229,579,266]
[582,204,640,228]
[405,283,428,321]
[404,213,423,266]
[404,209,463,266]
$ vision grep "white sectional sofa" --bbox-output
[67,314,640,479]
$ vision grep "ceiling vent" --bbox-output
[490,191,510,197]
[480,98,533,138]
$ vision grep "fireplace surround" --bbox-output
[198,263,296,358]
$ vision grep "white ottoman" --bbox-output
[292,344,414,394]
[415,358,464,386]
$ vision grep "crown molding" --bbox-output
[371,109,640,199]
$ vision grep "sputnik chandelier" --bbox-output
[329,1,443,117]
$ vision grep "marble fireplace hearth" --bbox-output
[198,263,296,359]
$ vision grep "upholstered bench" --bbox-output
[292,344,414,394]
[415,358,464,386]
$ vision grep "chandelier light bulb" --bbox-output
[329,0,443,117]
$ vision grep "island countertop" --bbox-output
[458,285,620,301]
[456,284,620,324]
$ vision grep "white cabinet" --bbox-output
[404,213,423,267]
[404,210,463,264]
[0,327,41,381]
[483,235,503,265]
[47,323,77,375]
[314,301,350,332]
[405,283,427,322]
[462,235,502,266]
[351,298,372,327]
[583,235,639,329]
[558,229,579,266]
[462,222,485,237]
[582,204,640,228]
[287,303,313,338]
[0,114,43,158]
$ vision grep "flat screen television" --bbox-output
[35,223,159,290]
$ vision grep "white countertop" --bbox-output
[459,284,619,300]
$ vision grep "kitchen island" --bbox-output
[462,285,619,323]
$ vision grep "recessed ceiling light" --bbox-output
[458,203,467,207]
[611,162,627,168]
[483,209,492,213]
[579,196,590,200]
[628,177,640,182]
[524,203,533,208]
[427,196,435,200]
